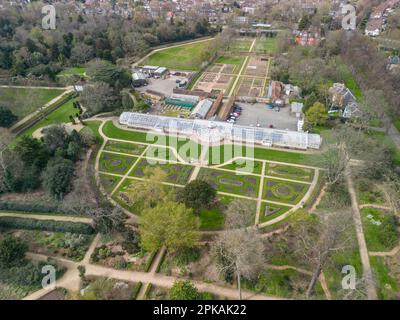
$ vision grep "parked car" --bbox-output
[227,119,235,123]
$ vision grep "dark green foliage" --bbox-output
[177,180,217,213]
[169,280,201,300]
[0,106,18,127]
[42,157,75,199]
[0,217,94,234]
[121,228,141,254]
[15,136,50,169]
[0,236,28,267]
[173,247,201,267]
[378,215,398,250]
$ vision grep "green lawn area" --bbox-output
[368,131,400,165]
[21,97,79,138]
[200,196,255,230]
[0,87,65,119]
[213,56,245,74]
[242,268,325,299]
[207,144,318,165]
[370,256,399,300]
[226,38,253,52]
[57,67,86,78]
[197,168,260,197]
[253,37,277,54]
[356,180,386,205]
[335,57,363,100]
[102,121,201,162]
[263,178,309,205]
[142,40,214,71]
[360,208,398,252]
[99,152,137,175]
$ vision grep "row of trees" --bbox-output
[0,125,95,199]
[0,1,214,82]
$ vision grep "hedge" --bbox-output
[144,283,153,299]
[0,201,89,216]
[144,250,158,272]
[0,216,94,234]
[12,91,76,135]
[130,282,143,300]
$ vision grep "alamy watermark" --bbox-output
[41,265,56,290]
[42,5,56,30]
[342,4,356,31]
[341,265,357,290]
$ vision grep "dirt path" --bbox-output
[358,204,392,210]
[0,212,92,224]
[255,161,267,225]
[369,243,400,257]
[346,171,378,300]
[136,247,167,300]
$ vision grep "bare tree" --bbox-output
[294,210,355,298]
[212,201,264,299]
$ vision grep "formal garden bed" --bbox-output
[99,174,122,194]
[259,202,291,224]
[3,229,94,262]
[360,208,398,252]
[144,146,177,162]
[80,276,141,300]
[144,284,169,300]
[90,232,156,272]
[103,141,147,156]
[266,163,314,182]
[197,168,260,197]
[263,179,309,205]
[129,159,194,185]
[99,152,137,175]
[356,180,386,205]
[158,245,229,287]
[218,159,263,175]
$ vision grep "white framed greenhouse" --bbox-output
[119,112,322,150]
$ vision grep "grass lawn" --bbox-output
[142,40,214,71]
[242,268,325,299]
[370,256,399,300]
[360,208,398,252]
[263,178,309,205]
[104,141,147,156]
[197,168,260,197]
[207,144,318,166]
[129,159,194,185]
[145,145,177,161]
[259,202,291,224]
[21,97,79,138]
[226,38,253,52]
[266,163,314,182]
[253,37,277,54]
[335,57,363,100]
[102,121,201,162]
[0,87,65,119]
[99,152,137,175]
[199,195,256,230]
[57,67,86,78]
[213,56,245,74]
[218,159,263,175]
[368,131,400,165]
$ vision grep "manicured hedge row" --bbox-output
[12,91,76,135]
[131,282,143,300]
[0,216,94,234]
[144,251,158,272]
[0,201,89,216]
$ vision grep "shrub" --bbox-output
[0,236,28,267]
[169,280,201,300]
[0,217,94,234]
